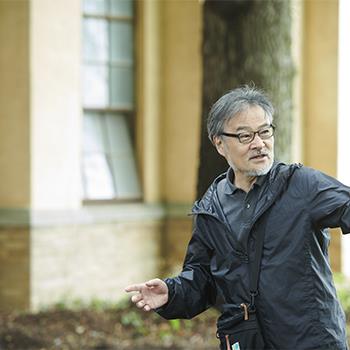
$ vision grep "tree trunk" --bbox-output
[197,0,294,198]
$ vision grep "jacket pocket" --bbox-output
[217,312,265,350]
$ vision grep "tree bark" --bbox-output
[197,0,294,198]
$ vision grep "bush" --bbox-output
[334,273,350,321]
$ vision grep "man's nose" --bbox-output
[250,133,265,148]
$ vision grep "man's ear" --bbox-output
[213,136,226,157]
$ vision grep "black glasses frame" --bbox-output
[220,124,276,144]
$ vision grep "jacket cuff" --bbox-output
[154,278,176,317]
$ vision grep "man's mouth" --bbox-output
[249,153,268,160]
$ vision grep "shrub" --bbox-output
[334,273,350,321]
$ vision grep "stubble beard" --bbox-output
[231,154,274,177]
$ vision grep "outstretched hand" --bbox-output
[125,278,169,312]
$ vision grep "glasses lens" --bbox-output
[238,126,274,144]
[239,132,254,144]
[258,126,274,139]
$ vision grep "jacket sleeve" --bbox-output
[156,215,217,319]
[304,168,350,234]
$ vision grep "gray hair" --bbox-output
[207,85,274,143]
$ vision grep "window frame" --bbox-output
[81,0,141,203]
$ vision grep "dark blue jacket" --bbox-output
[157,162,350,349]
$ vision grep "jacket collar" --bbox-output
[224,167,268,195]
[191,161,303,253]
[192,162,302,219]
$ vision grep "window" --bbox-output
[81,0,141,200]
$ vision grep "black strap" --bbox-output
[248,216,268,308]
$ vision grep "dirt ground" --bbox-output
[0,302,220,350]
[0,302,349,350]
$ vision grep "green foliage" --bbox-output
[120,310,148,336]
[184,319,194,330]
[39,296,220,344]
[89,298,115,311]
[115,297,132,311]
[169,319,181,332]
[52,300,68,311]
[46,296,119,312]
[121,310,143,328]
[334,273,350,320]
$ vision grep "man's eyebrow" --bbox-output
[235,123,270,132]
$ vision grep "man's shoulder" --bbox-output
[203,170,228,198]
[280,163,344,194]
[260,162,301,186]
[288,163,333,181]
[192,170,228,215]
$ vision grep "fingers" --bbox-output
[128,292,148,309]
[145,278,162,288]
[125,279,163,292]
[135,299,151,311]
[131,293,143,303]
[125,279,165,312]
[129,291,151,310]
[136,300,145,308]
[125,284,143,293]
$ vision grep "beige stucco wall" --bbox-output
[31,221,162,310]
[30,0,82,210]
[0,0,201,311]
[0,0,82,210]
[137,0,203,204]
[0,228,30,310]
[302,0,340,271]
[161,0,203,204]
[291,0,304,163]
[162,218,193,275]
[133,0,202,278]
[137,0,162,203]
[303,0,338,175]
[0,218,162,311]
[0,1,30,208]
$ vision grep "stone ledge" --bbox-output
[0,203,193,228]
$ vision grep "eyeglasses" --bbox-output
[220,124,276,144]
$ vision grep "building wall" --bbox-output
[0,228,30,310]
[0,0,202,310]
[0,0,30,208]
[0,0,345,311]
[161,0,203,204]
[30,0,82,210]
[303,0,338,173]
[135,0,202,276]
[154,0,203,276]
[136,0,202,204]
[302,0,341,271]
[338,0,350,277]
[31,220,162,310]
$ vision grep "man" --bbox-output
[125,86,349,349]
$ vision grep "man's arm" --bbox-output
[304,168,350,233]
[154,215,217,319]
[125,215,217,319]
